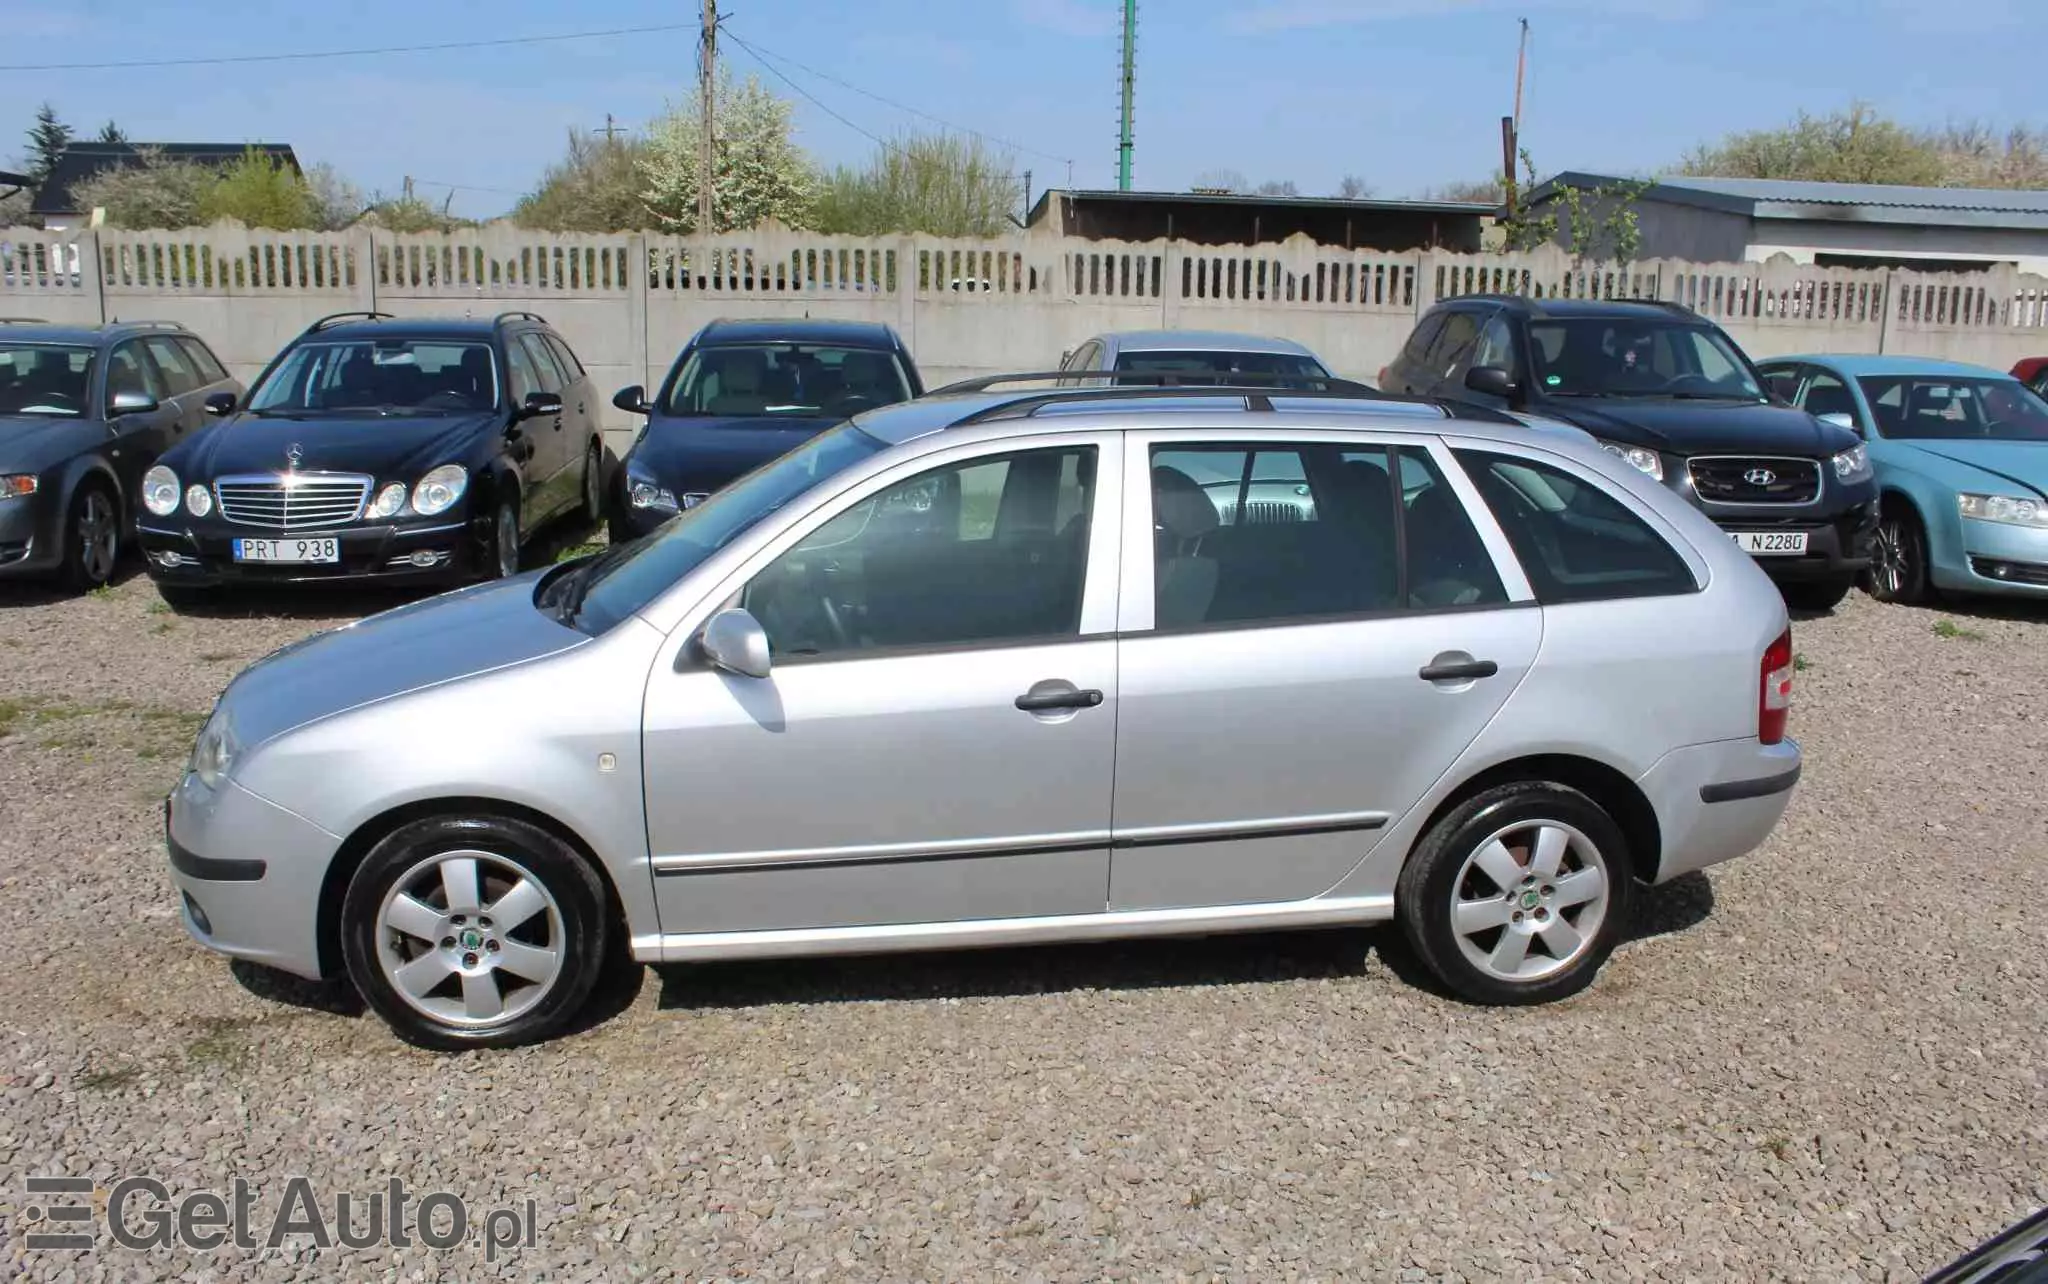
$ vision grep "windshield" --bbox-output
[0,344,93,418]
[1858,375,2048,441]
[246,339,498,415]
[561,423,888,634]
[664,343,911,419]
[1111,349,1330,385]
[1526,320,1763,400]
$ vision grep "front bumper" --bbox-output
[165,774,343,980]
[1936,517,2048,598]
[1707,501,1878,581]
[0,490,64,577]
[137,515,481,587]
[1634,737,1803,883]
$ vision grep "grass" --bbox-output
[185,1016,261,1070]
[87,583,117,600]
[554,541,605,564]
[145,599,170,616]
[197,651,234,663]
[2,697,205,756]
[0,698,22,737]
[79,1065,141,1091]
[1759,1135,1794,1163]
[1793,653,1811,672]
[151,619,175,635]
[1932,618,1985,641]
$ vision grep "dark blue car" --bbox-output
[608,318,924,542]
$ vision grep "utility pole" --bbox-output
[595,113,624,144]
[1116,0,1137,191]
[698,0,718,234]
[1502,17,1529,222]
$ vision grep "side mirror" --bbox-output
[109,388,160,417]
[1464,365,1520,401]
[1816,411,1858,431]
[612,385,650,415]
[694,607,772,679]
[522,390,563,419]
[204,391,237,417]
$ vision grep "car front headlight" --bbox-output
[627,462,679,512]
[411,464,468,517]
[189,708,237,789]
[143,465,181,516]
[0,474,36,500]
[1597,439,1665,481]
[1959,492,2048,528]
[367,481,409,519]
[1830,445,1872,485]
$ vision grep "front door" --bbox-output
[642,435,1123,936]
[515,332,576,518]
[1108,432,1542,910]
[103,340,178,498]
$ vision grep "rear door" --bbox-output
[541,331,598,502]
[516,332,577,516]
[1107,430,1542,910]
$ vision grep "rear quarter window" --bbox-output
[1454,449,1698,603]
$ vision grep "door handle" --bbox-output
[1418,658,1498,682]
[1015,687,1104,712]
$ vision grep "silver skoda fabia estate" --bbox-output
[166,382,1802,1048]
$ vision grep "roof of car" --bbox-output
[696,317,900,347]
[0,319,192,344]
[302,316,530,343]
[1769,353,2016,379]
[1446,296,1703,322]
[1098,330,1320,356]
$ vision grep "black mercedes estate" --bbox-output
[138,311,602,596]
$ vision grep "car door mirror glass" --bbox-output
[612,385,649,414]
[523,390,563,418]
[696,607,773,678]
[109,389,160,416]
[1816,411,1857,431]
[204,391,237,417]
[1464,365,1518,399]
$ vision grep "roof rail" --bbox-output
[932,370,1381,396]
[0,316,50,324]
[303,310,395,335]
[931,376,1527,429]
[111,319,187,332]
[493,311,548,326]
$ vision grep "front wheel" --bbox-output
[60,482,122,592]
[488,499,521,580]
[578,441,604,525]
[340,814,612,1050]
[1397,782,1633,1006]
[1864,505,1930,604]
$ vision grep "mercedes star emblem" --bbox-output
[285,442,304,470]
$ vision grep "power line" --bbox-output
[0,21,695,73]
[722,28,1073,166]
[721,33,898,155]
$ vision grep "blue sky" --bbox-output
[5,0,2042,220]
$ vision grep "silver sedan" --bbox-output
[166,386,1802,1048]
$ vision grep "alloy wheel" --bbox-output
[495,504,520,578]
[1873,518,1907,597]
[1449,819,1611,983]
[76,490,119,585]
[374,848,565,1028]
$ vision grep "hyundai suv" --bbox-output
[1380,297,1877,610]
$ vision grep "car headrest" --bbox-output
[1152,465,1220,541]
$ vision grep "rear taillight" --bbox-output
[1759,627,1793,745]
[1376,366,1390,387]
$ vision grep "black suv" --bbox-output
[0,319,241,591]
[1381,297,1878,609]
[138,311,602,594]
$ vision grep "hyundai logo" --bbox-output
[1743,468,1777,486]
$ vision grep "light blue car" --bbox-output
[1754,355,2048,603]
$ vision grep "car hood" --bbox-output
[1538,397,1856,457]
[219,573,586,749]
[630,414,841,488]
[1893,439,2048,498]
[174,411,495,480]
[0,415,108,472]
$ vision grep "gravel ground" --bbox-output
[0,565,2043,1283]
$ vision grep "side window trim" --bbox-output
[517,332,566,394]
[106,339,163,402]
[177,336,230,386]
[670,432,1126,664]
[543,333,585,381]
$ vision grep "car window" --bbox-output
[1759,364,1803,402]
[106,341,161,401]
[1857,375,2048,441]
[505,340,541,406]
[142,336,202,396]
[1422,312,1482,376]
[543,334,585,382]
[1456,449,1697,603]
[0,343,93,416]
[1110,350,1330,385]
[1401,314,1447,364]
[1798,370,1860,425]
[517,334,565,395]
[1525,320,1763,400]
[741,446,1097,660]
[1148,441,1506,629]
[247,340,499,415]
[176,336,230,386]
[1472,314,1517,375]
[666,343,913,419]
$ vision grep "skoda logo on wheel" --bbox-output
[1743,468,1777,486]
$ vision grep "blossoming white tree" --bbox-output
[638,73,813,233]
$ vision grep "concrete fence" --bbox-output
[6,221,2048,453]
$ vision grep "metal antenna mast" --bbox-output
[1116,0,1137,191]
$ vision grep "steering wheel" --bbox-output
[818,593,853,650]
[1662,373,1718,394]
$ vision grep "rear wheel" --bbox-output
[341,814,611,1050]
[60,482,121,592]
[578,441,604,525]
[1397,782,1633,1006]
[1864,503,1930,604]
[1781,576,1853,612]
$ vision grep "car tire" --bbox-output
[59,480,122,592]
[489,499,520,580]
[1864,503,1930,604]
[1396,781,1634,1006]
[340,813,611,1051]
[1781,576,1853,612]
[578,441,604,526]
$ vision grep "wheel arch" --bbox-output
[1409,753,1664,884]
[315,796,627,980]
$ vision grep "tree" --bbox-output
[1334,175,1374,199]
[1928,121,2048,189]
[68,148,213,228]
[1679,103,1947,186]
[514,129,658,232]
[1253,179,1300,197]
[197,148,315,229]
[358,193,469,234]
[639,73,813,233]
[0,184,31,226]
[1501,151,1648,263]
[812,133,1020,237]
[1423,177,1506,204]
[25,103,73,186]
[1191,169,1247,194]
[97,121,126,145]
[303,163,367,230]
